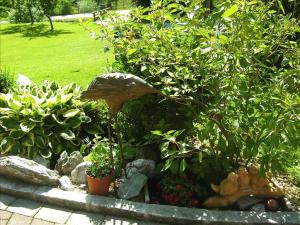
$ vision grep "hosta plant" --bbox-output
[0,79,108,159]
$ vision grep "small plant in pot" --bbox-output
[86,140,113,195]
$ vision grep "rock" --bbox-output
[55,151,84,175]
[265,199,280,212]
[59,176,73,191]
[33,155,50,168]
[0,156,59,186]
[236,196,263,210]
[250,204,265,212]
[126,159,155,179]
[71,161,91,184]
[117,173,147,200]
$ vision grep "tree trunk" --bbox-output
[46,15,54,31]
[27,4,34,24]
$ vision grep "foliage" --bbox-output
[54,0,76,15]
[0,68,14,94]
[0,0,12,18]
[99,0,300,182]
[78,0,97,13]
[0,79,107,159]
[86,139,113,178]
[8,0,44,23]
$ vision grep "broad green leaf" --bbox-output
[60,130,75,140]
[151,130,162,135]
[52,114,64,125]
[63,109,80,118]
[49,141,64,154]
[9,130,25,139]
[127,49,137,56]
[39,147,52,159]
[22,133,34,147]
[65,117,81,128]
[222,5,238,18]
[170,159,179,174]
[20,122,35,133]
[0,116,19,130]
[61,94,73,104]
[35,135,45,148]
[83,124,103,134]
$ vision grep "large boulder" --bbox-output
[117,173,147,200]
[55,151,84,175]
[0,156,59,186]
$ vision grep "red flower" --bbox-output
[176,184,182,190]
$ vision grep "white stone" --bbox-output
[126,159,155,178]
[71,161,91,184]
[59,176,73,191]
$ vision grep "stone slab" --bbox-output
[66,211,105,225]
[0,219,8,225]
[1,176,300,225]
[0,194,16,210]
[7,213,32,225]
[0,210,12,220]
[6,198,42,217]
[35,205,72,224]
[31,218,55,225]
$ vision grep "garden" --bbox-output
[0,0,300,218]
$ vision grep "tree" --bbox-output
[38,0,56,31]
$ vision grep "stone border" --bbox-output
[0,176,299,225]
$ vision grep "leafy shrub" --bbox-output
[100,0,300,182]
[78,0,97,13]
[0,79,108,159]
[54,0,76,15]
[0,68,14,94]
[8,3,44,23]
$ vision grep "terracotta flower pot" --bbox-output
[86,173,113,195]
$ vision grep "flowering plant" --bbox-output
[159,176,202,207]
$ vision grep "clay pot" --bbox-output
[86,173,113,195]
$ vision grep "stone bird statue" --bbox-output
[81,73,160,116]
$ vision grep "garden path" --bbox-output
[0,194,166,225]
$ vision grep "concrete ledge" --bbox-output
[0,176,299,225]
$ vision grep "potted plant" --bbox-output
[86,141,114,195]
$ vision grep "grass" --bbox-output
[0,21,114,87]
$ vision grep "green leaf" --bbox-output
[83,124,103,134]
[127,49,137,56]
[0,116,19,130]
[162,158,172,171]
[39,147,52,159]
[20,122,35,133]
[180,158,186,172]
[63,109,80,118]
[276,0,285,14]
[35,135,46,148]
[9,130,25,139]
[151,130,162,135]
[59,130,75,140]
[65,117,82,128]
[22,133,34,147]
[222,5,239,18]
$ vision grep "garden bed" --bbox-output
[0,175,299,225]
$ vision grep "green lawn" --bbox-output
[0,21,114,87]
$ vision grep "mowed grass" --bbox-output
[0,21,114,87]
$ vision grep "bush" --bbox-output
[54,0,76,15]
[8,4,44,23]
[0,79,108,160]
[78,0,97,13]
[99,0,300,182]
[0,68,14,93]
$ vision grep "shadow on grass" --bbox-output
[0,23,73,39]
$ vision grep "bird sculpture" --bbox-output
[81,73,160,186]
